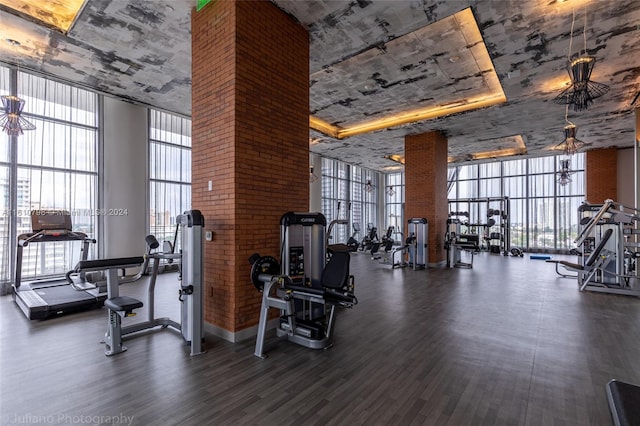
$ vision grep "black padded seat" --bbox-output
[606,379,640,426]
[327,243,352,254]
[322,251,350,290]
[105,296,143,312]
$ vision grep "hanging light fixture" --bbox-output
[364,179,375,193]
[386,186,396,197]
[552,106,587,155]
[309,165,319,183]
[556,159,575,186]
[1,95,36,136]
[552,8,609,111]
[1,39,36,136]
[552,124,586,155]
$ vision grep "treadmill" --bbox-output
[12,210,105,320]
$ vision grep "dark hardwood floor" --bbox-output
[2,252,638,425]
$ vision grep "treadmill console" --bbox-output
[31,210,72,234]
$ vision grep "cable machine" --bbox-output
[571,200,640,296]
[446,197,511,256]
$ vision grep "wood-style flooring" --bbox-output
[1,252,639,425]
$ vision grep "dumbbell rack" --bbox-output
[447,196,511,256]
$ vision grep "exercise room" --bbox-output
[1,0,639,425]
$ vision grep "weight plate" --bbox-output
[250,255,280,291]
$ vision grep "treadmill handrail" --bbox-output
[15,231,95,290]
[18,230,93,247]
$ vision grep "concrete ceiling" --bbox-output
[1,0,639,172]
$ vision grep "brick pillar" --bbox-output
[586,148,617,203]
[405,132,448,265]
[192,0,309,339]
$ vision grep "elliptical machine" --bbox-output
[249,212,357,358]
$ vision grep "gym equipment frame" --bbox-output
[445,216,480,269]
[13,210,103,320]
[554,200,640,296]
[447,197,511,255]
[407,218,428,269]
[68,210,206,356]
[606,379,640,426]
[251,212,357,358]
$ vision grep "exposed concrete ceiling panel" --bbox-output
[0,0,638,171]
[309,8,505,128]
[278,0,640,170]
[0,0,192,113]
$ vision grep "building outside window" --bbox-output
[0,66,99,290]
[148,110,191,248]
[385,172,405,241]
[447,155,585,252]
[321,157,379,245]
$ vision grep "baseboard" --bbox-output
[204,318,279,343]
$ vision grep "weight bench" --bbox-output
[70,256,145,356]
[606,379,640,426]
[545,228,613,290]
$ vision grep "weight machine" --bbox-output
[551,200,640,296]
[251,212,357,358]
[407,218,428,269]
[326,202,359,253]
[447,197,511,256]
[445,215,480,268]
[68,210,206,356]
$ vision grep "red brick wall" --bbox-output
[405,132,448,264]
[192,0,309,333]
[586,148,618,203]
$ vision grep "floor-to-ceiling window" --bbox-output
[148,110,191,246]
[360,167,378,234]
[321,157,379,244]
[0,66,99,290]
[0,67,11,284]
[385,172,405,239]
[447,154,586,252]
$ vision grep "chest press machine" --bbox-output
[249,212,357,359]
[67,210,205,356]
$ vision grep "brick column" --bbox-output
[586,148,617,203]
[192,0,309,339]
[405,132,448,266]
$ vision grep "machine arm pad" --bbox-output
[73,256,145,272]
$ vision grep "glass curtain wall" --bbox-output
[149,110,191,246]
[385,172,405,240]
[321,157,379,245]
[447,155,585,251]
[0,67,10,284]
[0,66,99,287]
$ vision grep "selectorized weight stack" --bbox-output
[250,212,357,358]
[407,218,428,269]
[68,210,206,356]
[280,212,326,288]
